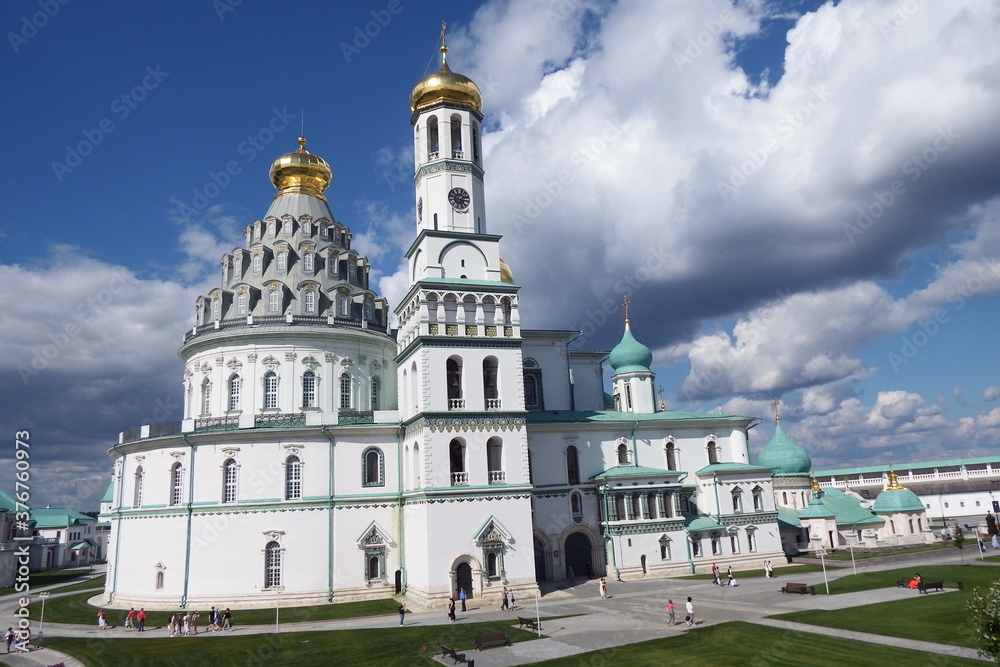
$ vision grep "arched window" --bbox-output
[339,373,351,409]
[348,261,357,282]
[337,293,350,318]
[625,383,633,410]
[370,377,379,410]
[285,456,302,500]
[450,113,463,157]
[782,491,788,506]
[275,250,287,273]
[268,288,281,314]
[264,540,282,588]
[707,441,719,465]
[303,290,316,314]
[427,115,439,158]
[228,374,241,412]
[524,374,538,408]
[752,486,764,512]
[328,253,338,277]
[263,371,278,409]
[566,445,580,485]
[665,442,678,471]
[473,126,480,162]
[302,371,316,408]
[222,458,238,503]
[364,299,374,322]
[487,437,503,483]
[253,252,262,274]
[169,462,184,506]
[133,466,144,507]
[303,252,313,273]
[483,357,499,408]
[155,570,164,590]
[732,488,743,513]
[211,296,221,321]
[449,439,466,485]
[201,378,212,415]
[617,443,629,464]
[447,357,463,408]
[570,491,583,522]
[267,219,276,237]
[236,291,248,316]
[233,253,242,279]
[363,448,383,487]
[746,526,758,552]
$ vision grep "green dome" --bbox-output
[872,473,925,513]
[609,326,653,374]
[757,425,812,476]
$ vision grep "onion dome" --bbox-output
[608,320,653,374]
[872,471,925,513]
[499,258,514,284]
[758,424,812,476]
[410,44,482,114]
[269,137,332,200]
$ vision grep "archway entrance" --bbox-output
[565,532,592,579]
[533,536,547,581]
[394,570,402,594]
[455,562,473,599]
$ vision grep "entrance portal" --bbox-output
[565,532,592,579]
[455,562,473,599]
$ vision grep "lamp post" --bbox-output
[38,592,50,639]
[274,586,284,633]
[812,536,830,595]
[848,524,858,576]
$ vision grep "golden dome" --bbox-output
[410,46,482,114]
[499,257,514,284]
[269,137,332,200]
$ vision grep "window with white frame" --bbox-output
[212,296,221,321]
[566,445,580,485]
[169,462,184,506]
[339,373,351,409]
[659,535,672,560]
[363,448,383,486]
[233,253,242,279]
[665,442,678,471]
[732,488,743,513]
[236,291,248,316]
[302,371,316,408]
[276,250,287,273]
[285,455,301,500]
[570,491,583,522]
[729,527,740,553]
[201,378,212,415]
[222,458,238,503]
[267,220,276,237]
[253,252,262,274]
[370,376,379,410]
[303,252,313,273]
[337,293,349,318]
[746,526,758,552]
[264,540,282,588]
[303,289,316,314]
[228,374,241,411]
[268,288,280,313]
[263,371,278,409]
[752,486,764,511]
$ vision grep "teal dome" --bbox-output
[609,326,653,374]
[872,473,924,513]
[757,425,812,476]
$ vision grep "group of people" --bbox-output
[664,598,696,627]
[710,563,738,587]
[103,607,147,631]
[499,586,516,610]
[167,607,232,636]
[4,627,29,653]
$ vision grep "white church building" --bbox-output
[100,39,786,611]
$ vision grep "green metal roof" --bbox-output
[782,491,883,526]
[524,410,752,425]
[592,464,676,480]
[872,487,925,513]
[696,463,773,475]
[31,508,96,529]
[101,482,114,503]
[799,494,836,519]
[68,538,97,550]
[0,490,17,513]
[776,506,801,530]
[757,425,812,476]
[685,516,727,532]
[814,455,1000,478]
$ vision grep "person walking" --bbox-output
[459,587,467,612]
[665,599,675,626]
[167,613,177,637]
[125,607,135,630]
[182,612,191,636]
[398,602,406,626]
[508,588,515,610]
[5,627,15,653]
[711,563,720,586]
[727,566,736,587]
[137,608,146,632]
[222,608,232,631]
[447,598,456,622]
[501,586,509,610]
[685,597,695,627]
[764,560,773,578]
[97,609,107,630]
[992,534,999,551]
[600,578,608,599]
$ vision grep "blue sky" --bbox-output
[3,0,1000,509]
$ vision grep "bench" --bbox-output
[440,645,468,664]
[918,581,945,594]
[781,583,815,595]
[475,632,512,650]
[518,616,540,631]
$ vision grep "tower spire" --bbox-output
[771,397,781,426]
[621,294,631,330]
[440,20,448,65]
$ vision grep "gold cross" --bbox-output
[441,20,447,47]
[771,397,781,425]
[621,295,631,323]
[657,386,666,411]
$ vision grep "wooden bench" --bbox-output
[440,645,468,664]
[518,616,540,631]
[781,583,815,595]
[918,581,945,594]
[475,632,512,650]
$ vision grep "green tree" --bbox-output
[954,525,966,564]
[969,578,1000,664]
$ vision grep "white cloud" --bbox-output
[985,386,1000,401]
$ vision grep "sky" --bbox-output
[2,0,1000,510]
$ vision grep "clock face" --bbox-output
[448,187,471,211]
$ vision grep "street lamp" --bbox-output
[274,586,284,633]
[38,592,50,640]
[811,536,830,595]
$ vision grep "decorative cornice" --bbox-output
[415,159,484,185]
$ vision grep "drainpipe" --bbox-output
[395,422,406,594]
[564,331,583,411]
[686,533,695,574]
[180,434,198,608]
[108,443,126,604]
[714,472,721,523]
[322,426,336,601]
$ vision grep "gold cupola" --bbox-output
[409,29,482,116]
[269,137,332,200]
[499,258,514,284]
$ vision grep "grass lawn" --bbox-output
[815,563,997,595]
[0,568,93,596]
[41,618,541,667]
[800,541,954,561]
[529,621,985,666]
[676,563,826,580]
[46,574,105,594]
[21,591,401,627]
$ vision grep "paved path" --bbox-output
[3,553,995,666]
